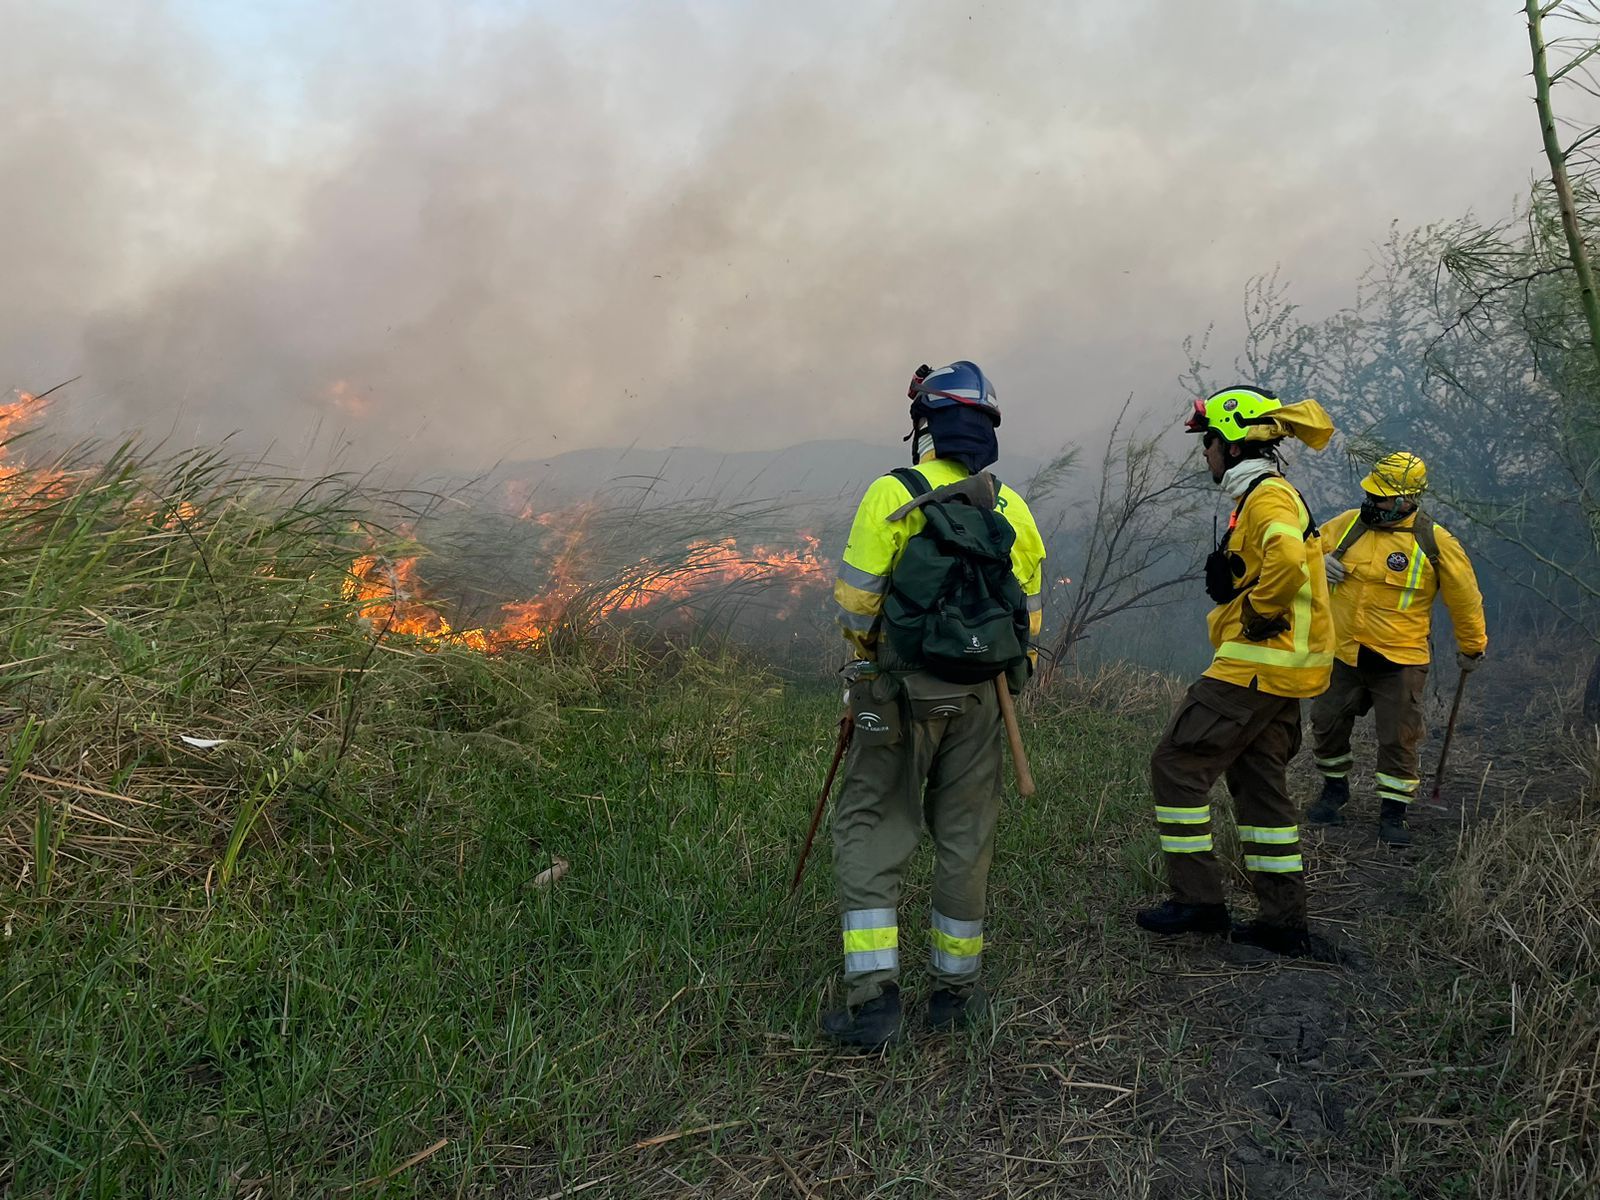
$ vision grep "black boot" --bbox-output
[1307,776,1350,825]
[1135,898,1230,936]
[1378,799,1412,847]
[1230,919,1314,957]
[927,985,988,1032]
[820,983,902,1049]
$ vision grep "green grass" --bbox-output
[1348,792,1600,1200]
[7,440,1590,1197]
[4,661,1168,1196]
[0,444,1173,1196]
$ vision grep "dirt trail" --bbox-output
[1130,811,1427,1197]
[1122,655,1542,1198]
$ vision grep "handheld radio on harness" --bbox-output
[1205,473,1319,605]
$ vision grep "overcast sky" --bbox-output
[1,0,1543,472]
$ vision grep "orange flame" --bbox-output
[342,525,829,652]
[0,390,42,444]
[325,379,375,419]
[0,389,69,503]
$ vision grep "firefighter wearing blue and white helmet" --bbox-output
[819,360,1045,1049]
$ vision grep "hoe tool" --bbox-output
[1427,670,1470,807]
[789,713,853,896]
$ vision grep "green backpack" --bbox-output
[879,467,1031,684]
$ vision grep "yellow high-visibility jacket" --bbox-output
[832,456,1045,664]
[1323,508,1488,666]
[1204,475,1335,699]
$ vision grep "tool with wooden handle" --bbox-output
[994,677,1036,797]
[788,714,854,896]
[1428,671,1469,806]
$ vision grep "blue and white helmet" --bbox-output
[907,360,1001,427]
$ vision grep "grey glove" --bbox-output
[1456,650,1484,672]
[1324,555,1348,585]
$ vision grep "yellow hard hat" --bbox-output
[1360,452,1427,497]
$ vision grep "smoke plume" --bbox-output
[2,0,1537,472]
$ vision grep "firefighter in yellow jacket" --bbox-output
[1136,386,1334,957]
[822,360,1045,1049]
[1307,452,1487,845]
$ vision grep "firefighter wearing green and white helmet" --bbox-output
[1308,452,1488,846]
[1136,386,1335,958]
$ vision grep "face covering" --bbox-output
[1360,494,1413,526]
[921,405,1000,473]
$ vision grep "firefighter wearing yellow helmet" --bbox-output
[1136,386,1335,958]
[1308,452,1487,846]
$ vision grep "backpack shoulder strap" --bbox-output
[888,467,931,500]
[885,469,1000,523]
[1412,511,1442,576]
[1331,512,1367,559]
[1233,473,1318,539]
[1281,480,1321,539]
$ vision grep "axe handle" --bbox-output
[994,677,1036,797]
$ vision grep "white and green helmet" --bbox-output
[1184,386,1285,443]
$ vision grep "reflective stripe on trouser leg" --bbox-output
[1313,752,1353,779]
[1375,772,1419,805]
[1310,658,1362,776]
[929,910,982,977]
[1240,824,1304,874]
[1223,694,1307,926]
[842,908,898,974]
[1156,804,1214,853]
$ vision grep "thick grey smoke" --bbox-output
[2,0,1536,471]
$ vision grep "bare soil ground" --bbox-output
[1072,649,1580,1199]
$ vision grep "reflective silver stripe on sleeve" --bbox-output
[835,606,878,633]
[836,561,890,594]
[1025,592,1043,613]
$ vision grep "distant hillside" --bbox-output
[465,439,1050,505]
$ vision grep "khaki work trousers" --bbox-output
[1310,647,1428,806]
[832,670,1003,1006]
[1151,676,1307,927]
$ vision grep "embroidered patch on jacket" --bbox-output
[1387,551,1409,571]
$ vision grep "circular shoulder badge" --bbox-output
[1386,551,1409,571]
